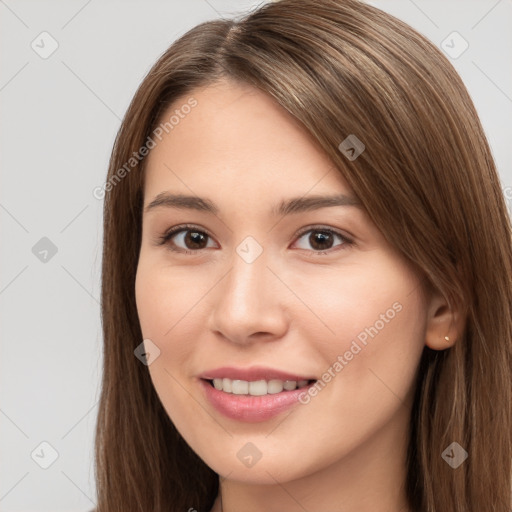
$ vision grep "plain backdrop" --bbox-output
[1,0,511,510]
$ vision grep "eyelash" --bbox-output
[156,223,354,256]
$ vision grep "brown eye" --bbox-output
[159,225,217,253]
[308,231,334,251]
[180,230,209,249]
[293,227,351,253]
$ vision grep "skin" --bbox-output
[135,79,462,512]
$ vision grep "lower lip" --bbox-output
[199,379,316,423]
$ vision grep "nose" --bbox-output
[208,247,289,346]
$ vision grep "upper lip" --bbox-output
[199,366,317,382]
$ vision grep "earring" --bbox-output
[444,335,450,342]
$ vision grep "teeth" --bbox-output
[211,378,311,395]
[222,378,232,393]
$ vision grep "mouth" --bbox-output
[199,377,318,422]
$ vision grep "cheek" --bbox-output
[285,258,426,398]
[273,262,426,462]
[289,255,423,327]
[135,258,204,342]
[135,257,220,397]
[134,261,206,427]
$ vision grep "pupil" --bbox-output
[310,231,332,250]
[186,231,206,249]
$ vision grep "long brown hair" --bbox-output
[94,1,512,510]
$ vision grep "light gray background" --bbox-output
[1,1,511,510]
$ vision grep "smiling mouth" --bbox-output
[203,378,317,396]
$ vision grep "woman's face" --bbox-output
[135,79,428,484]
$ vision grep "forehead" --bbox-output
[143,79,354,204]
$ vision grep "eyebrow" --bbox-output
[144,192,363,216]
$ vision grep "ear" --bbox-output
[424,288,465,350]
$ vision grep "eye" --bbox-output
[157,224,353,256]
[157,224,217,254]
[291,226,352,254]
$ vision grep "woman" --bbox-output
[94,0,512,510]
